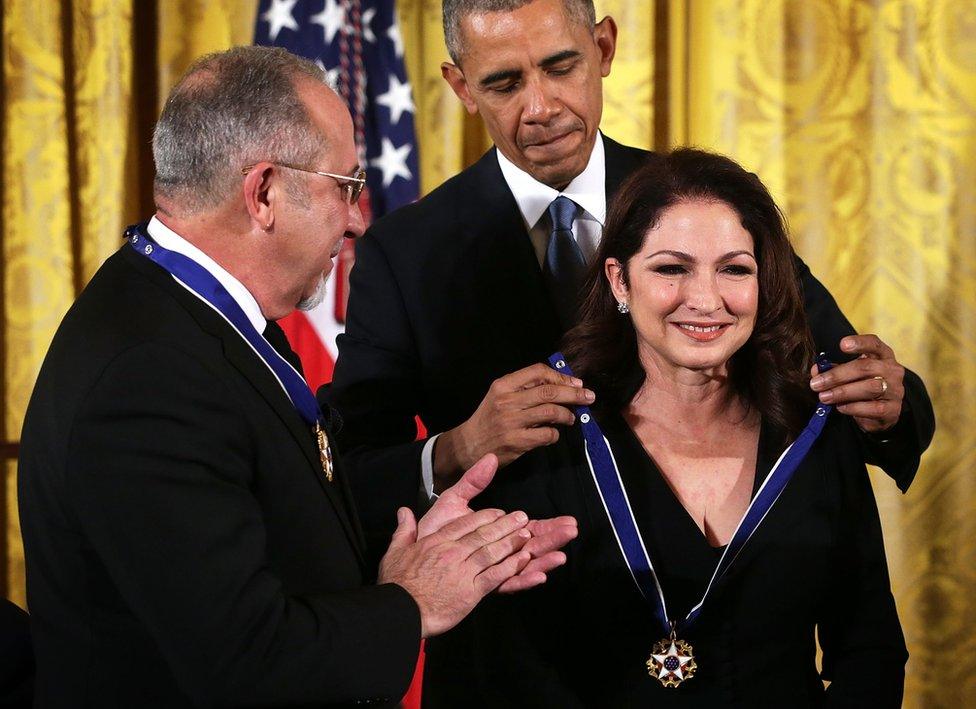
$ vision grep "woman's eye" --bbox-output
[722,264,754,276]
[654,264,687,275]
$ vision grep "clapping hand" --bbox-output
[378,454,577,637]
[418,454,578,592]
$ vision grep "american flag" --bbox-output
[254,0,420,391]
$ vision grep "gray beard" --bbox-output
[296,275,328,312]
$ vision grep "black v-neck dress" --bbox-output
[423,411,907,708]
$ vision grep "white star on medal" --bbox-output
[646,634,696,688]
[651,641,693,681]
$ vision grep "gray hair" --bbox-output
[442,0,596,64]
[153,45,330,213]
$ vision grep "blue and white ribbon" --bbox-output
[126,223,323,428]
[548,351,833,636]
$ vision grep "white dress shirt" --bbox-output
[147,215,267,336]
[496,132,606,266]
[146,216,318,408]
[420,135,609,499]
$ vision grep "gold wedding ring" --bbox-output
[873,375,889,399]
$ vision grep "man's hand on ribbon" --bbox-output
[809,334,907,433]
[431,363,595,492]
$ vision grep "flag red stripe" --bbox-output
[278,312,334,391]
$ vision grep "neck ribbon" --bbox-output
[548,351,833,637]
[125,223,322,427]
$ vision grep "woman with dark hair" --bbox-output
[427,149,907,707]
[566,148,815,443]
[556,149,907,704]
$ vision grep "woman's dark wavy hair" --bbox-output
[563,148,817,439]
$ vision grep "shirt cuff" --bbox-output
[420,434,440,502]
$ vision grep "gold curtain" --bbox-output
[1,0,257,609]
[3,1,973,705]
[4,0,139,610]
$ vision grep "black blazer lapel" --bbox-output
[218,332,367,565]
[123,247,368,567]
[467,149,563,362]
[321,406,370,558]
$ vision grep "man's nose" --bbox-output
[347,199,367,238]
[522,76,560,123]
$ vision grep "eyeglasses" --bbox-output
[242,162,367,204]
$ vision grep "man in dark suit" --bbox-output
[0,598,33,706]
[327,0,934,553]
[17,46,576,708]
[321,1,933,704]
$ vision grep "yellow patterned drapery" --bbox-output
[2,1,973,705]
[1,0,258,611]
[3,0,141,611]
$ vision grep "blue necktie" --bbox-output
[543,196,586,330]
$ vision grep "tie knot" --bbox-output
[548,196,577,233]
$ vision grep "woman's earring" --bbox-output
[617,301,630,314]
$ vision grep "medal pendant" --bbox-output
[315,422,334,482]
[647,629,696,688]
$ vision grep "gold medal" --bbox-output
[646,628,696,688]
[314,422,334,482]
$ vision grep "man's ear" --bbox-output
[242,163,277,232]
[441,62,479,115]
[593,16,618,77]
[605,258,628,302]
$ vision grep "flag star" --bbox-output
[376,74,415,125]
[325,67,341,90]
[315,59,341,91]
[361,8,377,43]
[370,137,413,187]
[387,22,404,58]
[311,0,346,45]
[262,0,299,42]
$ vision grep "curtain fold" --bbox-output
[2,0,127,609]
[2,1,973,704]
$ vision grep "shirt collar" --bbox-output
[147,216,267,334]
[496,132,606,230]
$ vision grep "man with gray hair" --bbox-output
[18,45,575,707]
[326,0,934,704]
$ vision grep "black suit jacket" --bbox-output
[327,136,934,557]
[18,244,420,707]
[0,599,33,707]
